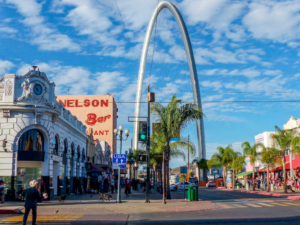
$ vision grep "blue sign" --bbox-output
[112,154,127,165]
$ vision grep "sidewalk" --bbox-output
[217,187,300,200]
[0,188,220,215]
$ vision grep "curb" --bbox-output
[218,188,300,200]
[0,208,23,214]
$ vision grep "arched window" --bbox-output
[71,143,75,157]
[19,129,44,151]
[82,148,85,163]
[63,139,68,156]
[77,146,80,162]
[53,135,59,155]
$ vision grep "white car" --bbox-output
[170,181,191,191]
[206,181,216,188]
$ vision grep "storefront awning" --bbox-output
[92,164,106,172]
[237,171,254,178]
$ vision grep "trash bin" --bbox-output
[236,183,239,190]
[220,182,223,187]
[187,185,198,201]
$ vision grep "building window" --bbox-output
[77,146,80,162]
[53,135,59,155]
[71,143,75,156]
[19,129,44,151]
[64,139,68,156]
[82,149,85,163]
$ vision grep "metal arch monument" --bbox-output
[133,1,206,161]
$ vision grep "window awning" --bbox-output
[92,164,106,172]
[237,171,255,178]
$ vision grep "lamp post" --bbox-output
[114,125,130,203]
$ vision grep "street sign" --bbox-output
[112,154,127,170]
[180,166,187,174]
[112,154,127,164]
[112,164,127,169]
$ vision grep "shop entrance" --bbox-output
[53,162,59,195]
[16,162,42,192]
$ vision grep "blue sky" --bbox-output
[1,0,300,168]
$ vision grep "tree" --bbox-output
[272,126,300,193]
[207,146,234,187]
[192,158,208,183]
[151,95,202,202]
[242,142,263,191]
[230,152,245,189]
[260,147,279,192]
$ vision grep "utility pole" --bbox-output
[146,85,151,203]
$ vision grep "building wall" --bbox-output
[0,68,88,198]
[57,95,117,154]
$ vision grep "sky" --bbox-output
[1,0,300,168]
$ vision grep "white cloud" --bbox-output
[200,67,261,78]
[6,0,80,51]
[95,72,128,95]
[243,0,300,43]
[180,0,246,42]
[201,81,222,90]
[0,60,15,75]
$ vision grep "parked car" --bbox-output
[206,181,216,188]
[170,181,191,191]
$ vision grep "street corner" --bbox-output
[159,200,221,213]
[0,206,24,214]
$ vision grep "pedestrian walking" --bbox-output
[0,179,4,203]
[115,179,118,193]
[125,178,131,196]
[110,177,115,194]
[22,180,44,225]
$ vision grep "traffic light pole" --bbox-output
[146,85,150,203]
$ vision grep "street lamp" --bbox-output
[114,125,130,203]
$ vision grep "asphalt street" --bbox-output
[2,188,300,224]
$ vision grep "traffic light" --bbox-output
[138,122,148,141]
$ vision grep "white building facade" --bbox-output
[0,67,88,200]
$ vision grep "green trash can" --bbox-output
[187,185,198,201]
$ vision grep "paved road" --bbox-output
[2,188,300,224]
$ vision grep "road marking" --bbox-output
[281,202,300,206]
[271,202,290,206]
[245,203,262,207]
[217,203,235,209]
[231,204,247,208]
[2,214,83,222]
[257,203,274,207]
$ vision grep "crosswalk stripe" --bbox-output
[272,202,290,206]
[217,203,235,208]
[245,203,262,207]
[281,202,300,206]
[257,203,274,207]
[231,204,247,208]
[2,215,83,222]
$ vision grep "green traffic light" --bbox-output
[140,134,146,140]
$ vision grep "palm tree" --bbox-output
[242,142,263,191]
[151,95,202,202]
[230,152,245,189]
[207,146,234,187]
[192,158,208,183]
[272,126,300,193]
[260,147,279,192]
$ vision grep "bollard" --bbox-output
[271,184,274,192]
[246,183,249,191]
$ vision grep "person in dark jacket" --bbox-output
[22,180,42,225]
